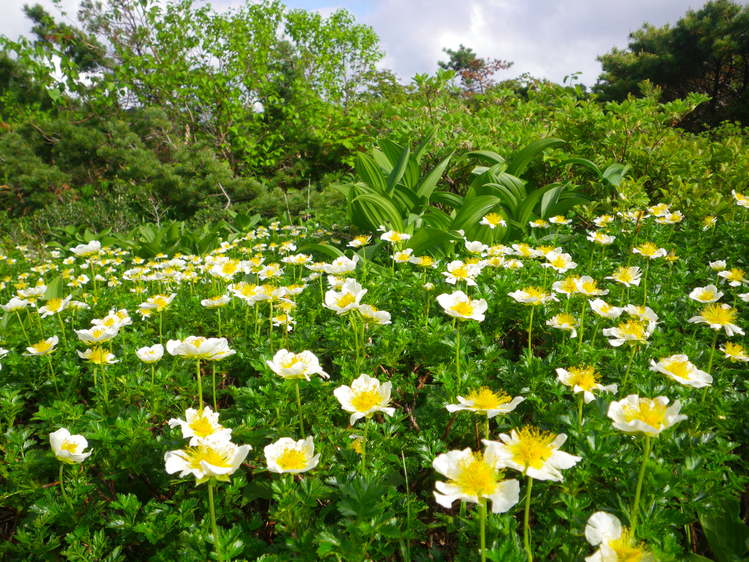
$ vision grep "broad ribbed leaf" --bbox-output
[371,148,392,173]
[602,163,631,188]
[413,128,435,163]
[518,183,564,227]
[540,184,566,218]
[416,152,453,200]
[355,153,387,194]
[387,146,411,194]
[506,137,566,176]
[561,157,601,178]
[301,243,344,260]
[431,191,463,209]
[421,206,453,230]
[408,227,462,257]
[380,139,406,168]
[352,192,404,231]
[466,150,506,166]
[451,195,502,230]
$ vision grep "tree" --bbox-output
[438,44,513,94]
[594,0,749,127]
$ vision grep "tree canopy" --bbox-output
[594,0,749,127]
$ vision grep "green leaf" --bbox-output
[352,192,404,231]
[451,195,502,231]
[355,153,387,194]
[430,190,463,209]
[517,183,565,227]
[466,149,506,166]
[416,152,453,201]
[506,137,566,176]
[699,498,749,562]
[386,146,411,194]
[43,277,63,300]
[560,157,602,178]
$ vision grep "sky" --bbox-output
[1,0,713,86]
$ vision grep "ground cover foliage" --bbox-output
[1,193,748,560]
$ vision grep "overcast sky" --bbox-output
[1,0,715,86]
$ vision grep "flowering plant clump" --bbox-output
[2,188,748,560]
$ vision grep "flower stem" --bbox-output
[58,463,72,508]
[295,381,304,435]
[151,364,156,386]
[577,393,584,428]
[527,307,535,361]
[621,345,638,388]
[56,314,68,347]
[478,497,487,562]
[523,475,534,562]
[207,481,223,562]
[196,360,203,410]
[577,299,587,351]
[455,322,462,395]
[212,363,218,411]
[630,436,652,539]
[641,261,651,306]
[484,416,490,440]
[15,311,31,346]
[701,331,719,404]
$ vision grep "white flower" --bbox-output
[266,349,329,380]
[587,231,615,245]
[623,304,659,323]
[75,325,120,345]
[168,406,232,445]
[688,303,744,336]
[392,248,414,263]
[38,296,71,318]
[464,240,489,255]
[607,395,687,437]
[602,319,656,347]
[324,278,367,315]
[77,347,118,365]
[333,374,395,425]
[436,291,488,321]
[480,213,507,229]
[357,304,392,325]
[445,388,524,418]
[708,260,726,271]
[489,427,581,481]
[136,344,164,363]
[589,298,623,319]
[546,313,578,338]
[164,435,251,485]
[50,428,92,464]
[321,255,360,275]
[688,285,723,303]
[508,287,557,306]
[25,336,59,356]
[70,240,101,257]
[432,445,520,513]
[585,511,654,562]
[1,297,31,312]
[649,354,712,388]
[166,336,236,360]
[543,251,577,273]
[556,366,617,404]
[576,276,608,296]
[380,230,411,243]
[442,260,483,286]
[201,295,231,308]
[606,266,642,287]
[264,436,320,474]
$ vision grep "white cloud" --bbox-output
[0,0,706,87]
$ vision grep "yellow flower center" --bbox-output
[61,440,78,454]
[46,298,63,312]
[554,313,576,327]
[516,244,533,256]
[336,293,356,308]
[550,256,568,268]
[724,342,746,359]
[239,284,259,297]
[465,387,511,411]
[614,268,635,282]
[450,301,475,317]
[566,366,599,391]
[87,347,111,364]
[484,213,502,226]
[221,261,239,275]
[559,277,580,293]
[152,296,169,310]
[524,287,546,300]
[726,268,746,282]
[451,265,469,279]
[186,446,231,470]
[662,359,690,380]
[623,399,667,429]
[350,390,382,413]
[416,256,434,267]
[276,448,308,471]
[580,280,598,293]
[608,529,647,561]
[701,304,736,326]
[618,320,646,339]
[189,416,215,438]
[32,341,54,353]
[697,289,716,301]
[281,356,302,369]
[453,453,498,497]
[509,427,556,470]
[636,243,658,256]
